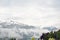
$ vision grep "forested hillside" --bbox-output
[40,30,60,40]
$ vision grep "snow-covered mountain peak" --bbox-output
[0,21,50,39]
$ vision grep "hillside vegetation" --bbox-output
[40,30,60,40]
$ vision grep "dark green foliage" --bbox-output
[10,38,16,40]
[40,30,60,40]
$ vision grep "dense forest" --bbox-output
[40,30,60,40]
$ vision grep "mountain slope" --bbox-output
[0,21,49,39]
[43,26,57,31]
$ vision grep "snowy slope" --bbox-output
[0,21,49,39]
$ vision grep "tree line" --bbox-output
[39,30,60,40]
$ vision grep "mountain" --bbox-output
[0,21,49,40]
[43,26,57,31]
[0,21,35,29]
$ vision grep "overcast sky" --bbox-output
[0,0,60,27]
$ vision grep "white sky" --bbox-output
[0,0,60,27]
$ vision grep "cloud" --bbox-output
[0,0,60,27]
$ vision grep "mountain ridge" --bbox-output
[0,21,57,39]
